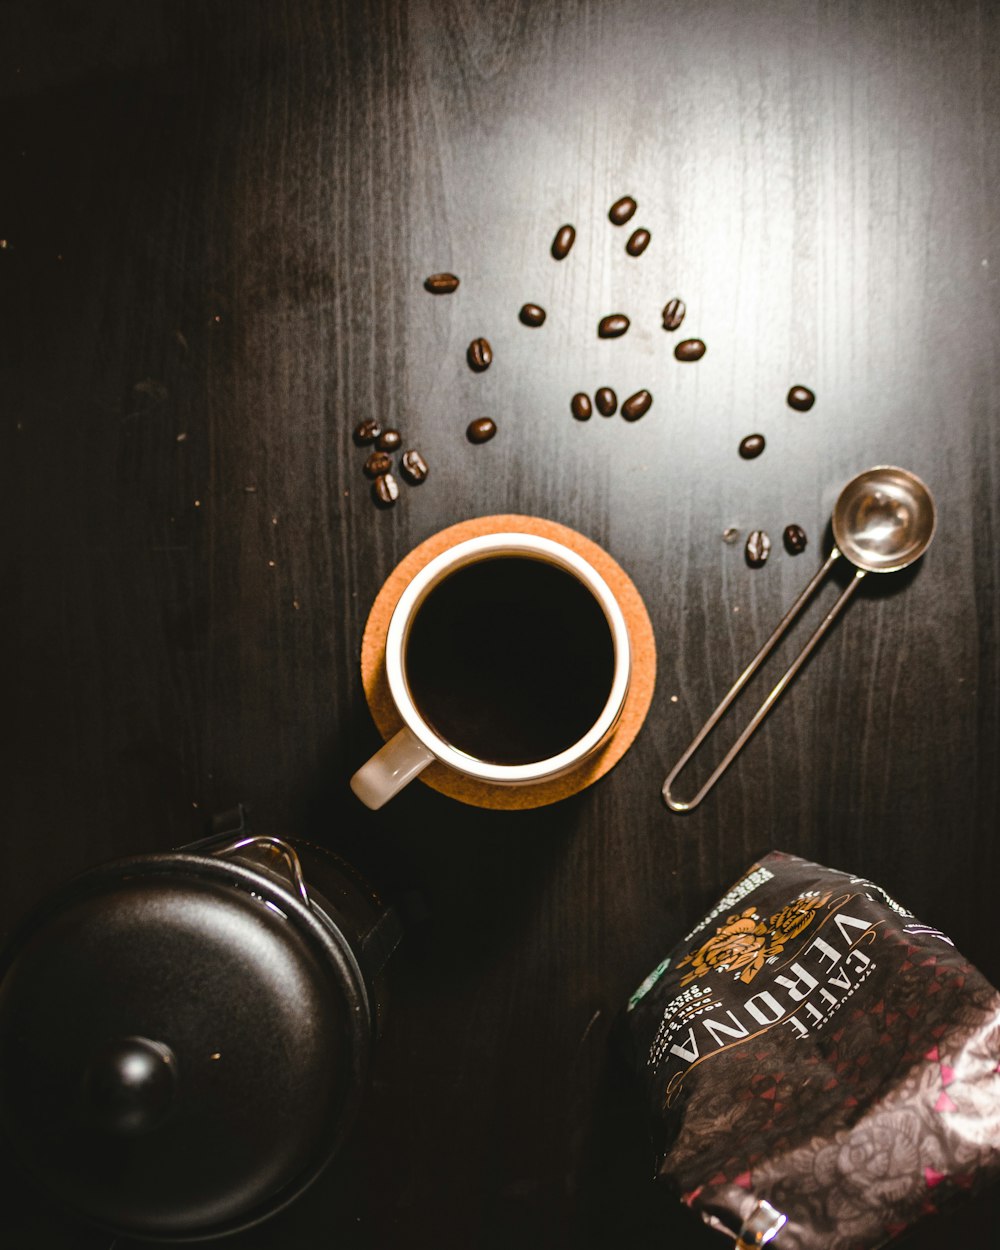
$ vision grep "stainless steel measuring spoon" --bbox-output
[663,466,937,812]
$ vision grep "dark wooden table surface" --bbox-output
[4,2,999,1247]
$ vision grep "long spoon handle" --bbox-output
[663,550,867,812]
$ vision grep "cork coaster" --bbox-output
[359,515,656,810]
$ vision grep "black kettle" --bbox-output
[0,807,401,1242]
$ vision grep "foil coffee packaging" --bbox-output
[623,851,1000,1249]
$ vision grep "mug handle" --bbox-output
[350,727,435,810]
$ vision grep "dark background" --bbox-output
[3,1,999,1246]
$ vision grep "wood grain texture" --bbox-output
[3,1,999,1246]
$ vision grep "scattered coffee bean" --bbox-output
[661,298,686,331]
[551,224,576,260]
[372,473,399,507]
[595,387,617,416]
[675,338,706,362]
[722,527,740,545]
[739,433,765,459]
[621,389,652,421]
[424,273,459,294]
[626,228,650,256]
[378,428,401,451]
[571,392,592,421]
[467,337,493,371]
[745,529,771,568]
[364,450,393,478]
[598,313,630,338]
[467,418,497,444]
[783,524,808,554]
[401,449,429,484]
[608,196,637,226]
[520,303,546,327]
[787,385,815,411]
[354,418,382,445]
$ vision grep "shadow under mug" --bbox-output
[350,532,632,809]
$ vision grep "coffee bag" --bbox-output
[623,851,1000,1248]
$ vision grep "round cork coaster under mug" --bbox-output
[359,514,656,810]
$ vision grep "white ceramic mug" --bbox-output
[350,533,632,809]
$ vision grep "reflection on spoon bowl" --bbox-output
[832,466,937,573]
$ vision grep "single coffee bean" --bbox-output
[372,473,399,507]
[364,450,393,478]
[608,196,637,225]
[401,449,429,484]
[598,313,630,338]
[424,272,459,294]
[626,228,650,256]
[377,428,401,451]
[595,387,617,416]
[745,529,771,568]
[787,385,815,411]
[739,433,765,459]
[621,389,653,421]
[675,338,706,362]
[520,303,546,327]
[551,224,576,260]
[467,418,497,444]
[783,524,808,554]
[722,527,740,545]
[354,418,382,445]
[467,337,493,371]
[571,392,592,421]
[661,298,686,331]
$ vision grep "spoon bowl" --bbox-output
[832,466,937,574]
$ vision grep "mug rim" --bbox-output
[383,533,632,785]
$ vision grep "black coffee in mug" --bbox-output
[404,556,616,766]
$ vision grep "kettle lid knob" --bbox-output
[82,1036,176,1135]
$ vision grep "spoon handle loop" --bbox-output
[663,550,866,812]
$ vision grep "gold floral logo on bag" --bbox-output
[676,893,831,987]
[768,894,830,947]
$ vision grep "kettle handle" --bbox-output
[208,834,311,909]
